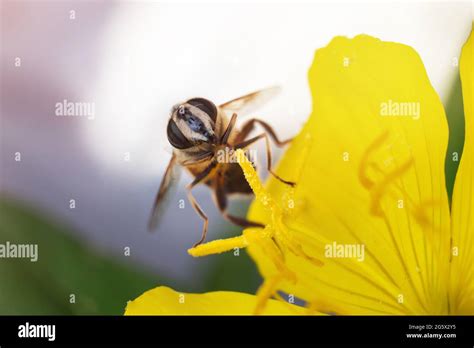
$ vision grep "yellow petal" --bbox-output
[124,286,306,315]
[247,35,451,314]
[449,28,474,315]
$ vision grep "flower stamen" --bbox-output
[359,131,417,217]
[187,149,323,313]
[254,274,285,315]
[188,235,249,257]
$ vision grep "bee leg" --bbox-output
[213,183,264,229]
[235,133,295,187]
[186,162,217,247]
[187,189,209,248]
[220,113,238,144]
[235,118,292,146]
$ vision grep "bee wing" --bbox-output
[148,153,182,231]
[219,86,281,117]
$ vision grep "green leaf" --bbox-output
[0,197,162,315]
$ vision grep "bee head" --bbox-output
[167,98,218,149]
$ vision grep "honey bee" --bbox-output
[149,87,294,247]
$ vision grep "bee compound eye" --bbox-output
[186,98,217,123]
[167,119,193,149]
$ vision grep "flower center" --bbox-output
[188,149,323,314]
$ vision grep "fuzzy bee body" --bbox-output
[170,103,252,193]
[149,87,293,247]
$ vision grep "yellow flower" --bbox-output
[125,286,306,315]
[126,30,473,315]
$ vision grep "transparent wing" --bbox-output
[148,153,182,231]
[219,86,281,117]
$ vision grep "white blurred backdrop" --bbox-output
[1,0,472,287]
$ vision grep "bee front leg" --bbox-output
[220,113,238,144]
[186,161,217,247]
[235,118,292,146]
[213,183,264,229]
[235,133,295,187]
[186,188,209,248]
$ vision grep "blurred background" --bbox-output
[0,0,471,314]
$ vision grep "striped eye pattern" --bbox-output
[186,98,218,123]
[166,118,193,149]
